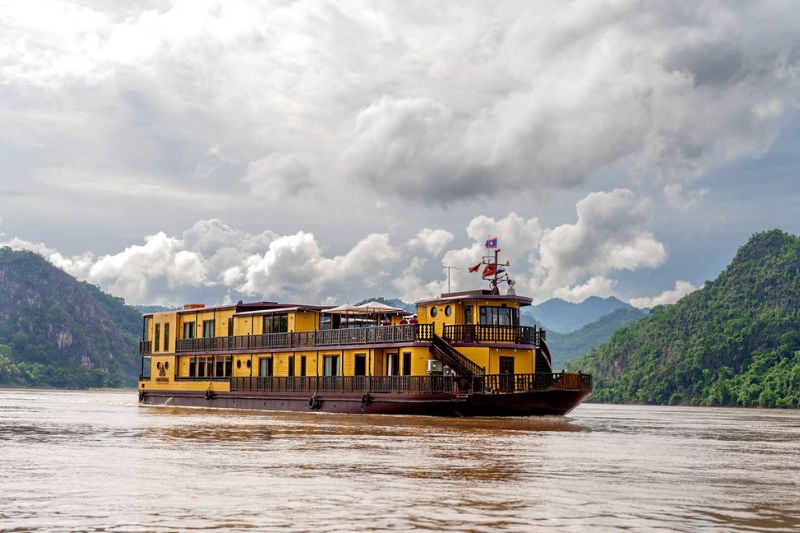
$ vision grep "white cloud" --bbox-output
[1,219,400,305]
[395,189,667,303]
[2,0,797,214]
[243,153,314,200]
[554,277,617,303]
[531,189,666,299]
[4,188,666,306]
[664,183,709,210]
[630,280,698,309]
[407,228,455,256]
[393,257,446,303]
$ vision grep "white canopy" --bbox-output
[326,303,360,314]
[355,301,408,315]
[326,301,408,315]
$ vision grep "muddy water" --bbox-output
[1,389,798,531]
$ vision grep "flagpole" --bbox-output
[493,249,499,294]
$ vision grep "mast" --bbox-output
[480,244,510,294]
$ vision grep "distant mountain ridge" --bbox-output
[354,297,415,314]
[521,296,637,333]
[0,248,141,388]
[575,229,800,408]
[547,306,648,369]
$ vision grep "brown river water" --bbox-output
[1,389,798,532]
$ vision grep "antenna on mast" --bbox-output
[442,265,458,293]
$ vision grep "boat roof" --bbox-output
[415,289,532,307]
[144,301,331,317]
[234,305,333,316]
[143,289,531,318]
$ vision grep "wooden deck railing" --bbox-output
[473,372,592,394]
[171,323,435,354]
[442,325,543,346]
[228,372,591,395]
[230,375,458,394]
[142,323,549,355]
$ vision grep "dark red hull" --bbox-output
[140,388,590,416]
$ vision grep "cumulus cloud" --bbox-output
[393,257,447,303]
[407,228,455,256]
[3,187,667,305]
[240,232,400,299]
[2,219,400,305]
[396,188,667,303]
[629,280,698,309]
[530,189,666,299]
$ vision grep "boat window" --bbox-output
[183,322,195,339]
[444,305,452,317]
[196,357,206,378]
[323,355,339,376]
[288,355,295,377]
[263,313,288,334]
[236,359,241,369]
[259,357,273,377]
[430,307,438,317]
[203,320,215,338]
[227,317,234,336]
[300,356,306,376]
[479,306,515,326]
[464,306,473,324]
[154,324,160,353]
[320,314,331,330]
[189,357,196,377]
[163,323,170,352]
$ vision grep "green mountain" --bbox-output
[521,296,635,333]
[0,248,142,388]
[547,306,648,369]
[575,230,800,408]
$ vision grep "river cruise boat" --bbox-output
[137,249,592,416]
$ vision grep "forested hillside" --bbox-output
[575,230,800,408]
[0,248,142,388]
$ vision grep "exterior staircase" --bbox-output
[430,333,485,378]
[536,339,554,373]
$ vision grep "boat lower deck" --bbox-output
[139,372,592,416]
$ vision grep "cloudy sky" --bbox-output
[1,0,799,307]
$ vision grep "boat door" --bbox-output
[499,356,514,392]
[386,353,399,376]
[259,357,273,377]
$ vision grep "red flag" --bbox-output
[468,263,481,273]
[482,264,497,277]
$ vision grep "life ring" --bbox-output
[360,394,371,412]
[205,389,213,401]
[307,395,320,409]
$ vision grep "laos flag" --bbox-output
[485,237,498,249]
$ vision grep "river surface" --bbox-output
[1,389,799,532]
